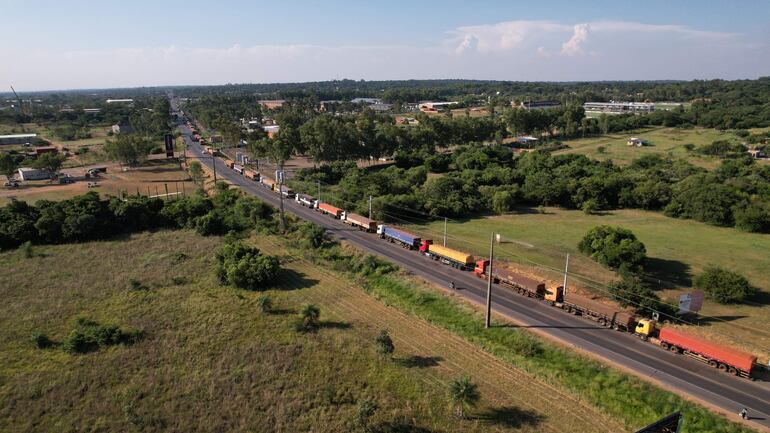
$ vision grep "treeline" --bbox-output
[0,185,274,250]
[297,147,770,232]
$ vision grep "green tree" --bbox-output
[216,242,280,290]
[734,204,770,233]
[33,153,65,174]
[0,153,18,177]
[491,190,516,215]
[188,160,204,187]
[249,137,294,232]
[375,329,394,357]
[694,266,756,304]
[578,225,647,274]
[448,376,480,419]
[104,134,153,167]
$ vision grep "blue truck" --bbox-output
[377,224,421,250]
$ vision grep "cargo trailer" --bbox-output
[659,327,756,378]
[244,170,259,181]
[377,224,421,249]
[474,260,546,298]
[420,240,474,270]
[276,184,295,198]
[318,202,343,218]
[546,290,636,331]
[295,194,317,208]
[343,212,377,232]
[260,176,276,189]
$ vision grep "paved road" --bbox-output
[172,104,770,431]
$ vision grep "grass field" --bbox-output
[555,127,748,168]
[0,229,623,433]
[395,207,770,362]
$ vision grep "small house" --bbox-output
[627,137,647,147]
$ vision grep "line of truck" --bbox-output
[218,153,762,381]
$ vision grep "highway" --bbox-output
[172,105,770,431]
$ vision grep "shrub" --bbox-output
[607,274,671,316]
[216,242,280,290]
[597,146,606,154]
[256,295,272,313]
[375,329,394,357]
[62,319,142,354]
[127,278,149,291]
[694,266,756,304]
[31,332,54,349]
[577,225,647,273]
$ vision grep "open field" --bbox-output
[0,229,622,433]
[555,127,752,168]
[396,207,770,362]
[0,159,196,205]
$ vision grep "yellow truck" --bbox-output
[420,240,475,270]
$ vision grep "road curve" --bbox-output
[173,107,770,431]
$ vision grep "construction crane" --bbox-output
[10,85,27,115]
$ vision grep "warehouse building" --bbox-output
[583,101,655,115]
[0,133,37,145]
[17,167,51,181]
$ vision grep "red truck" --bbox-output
[659,327,756,378]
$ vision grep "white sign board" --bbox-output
[678,291,705,314]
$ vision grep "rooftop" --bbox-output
[0,133,37,139]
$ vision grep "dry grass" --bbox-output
[0,229,621,432]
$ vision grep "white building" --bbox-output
[0,133,37,145]
[584,101,655,115]
[17,167,51,181]
[106,99,134,104]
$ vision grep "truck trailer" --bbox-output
[244,170,259,181]
[659,327,756,378]
[317,202,343,218]
[547,289,637,331]
[377,225,421,249]
[295,194,317,208]
[260,176,276,189]
[343,212,377,232]
[420,240,475,270]
[474,260,546,298]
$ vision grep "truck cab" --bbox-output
[474,259,489,277]
[419,239,432,253]
[634,319,656,340]
[544,286,564,304]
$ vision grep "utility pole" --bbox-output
[369,195,373,220]
[164,183,169,200]
[443,217,448,247]
[278,169,285,232]
[317,180,321,201]
[562,253,570,295]
[212,152,217,184]
[485,232,494,329]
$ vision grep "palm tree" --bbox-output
[448,376,480,419]
[300,304,320,331]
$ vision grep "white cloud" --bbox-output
[561,23,590,56]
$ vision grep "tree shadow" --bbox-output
[394,355,444,368]
[471,406,544,429]
[319,321,352,330]
[643,257,692,288]
[749,290,770,306]
[266,308,295,316]
[272,268,319,291]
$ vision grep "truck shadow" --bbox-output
[495,323,612,331]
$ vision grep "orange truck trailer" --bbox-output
[659,327,757,378]
[474,260,546,298]
[317,202,343,219]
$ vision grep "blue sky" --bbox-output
[2,0,769,90]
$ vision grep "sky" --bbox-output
[2,0,770,91]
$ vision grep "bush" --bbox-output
[694,266,756,304]
[607,274,671,316]
[375,329,394,357]
[62,318,142,354]
[31,332,54,349]
[577,225,647,273]
[216,242,280,290]
[256,295,272,313]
